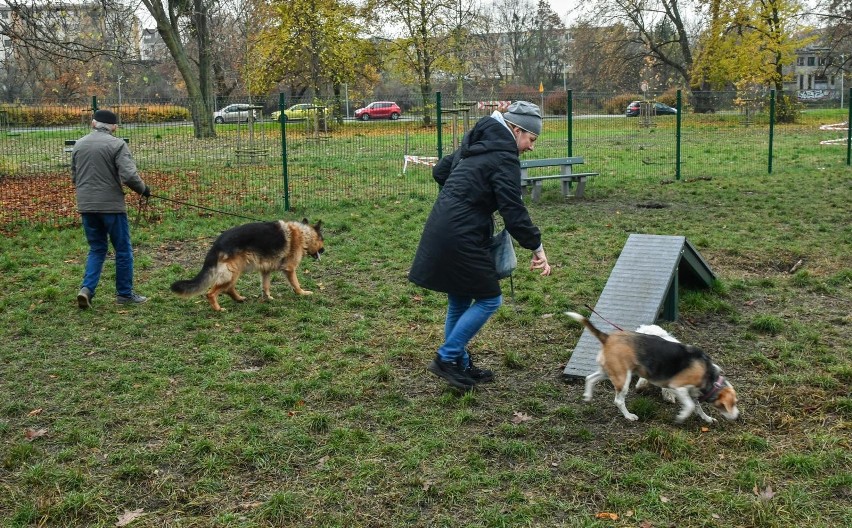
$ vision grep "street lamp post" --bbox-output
[117,75,123,124]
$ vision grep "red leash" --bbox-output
[584,304,624,331]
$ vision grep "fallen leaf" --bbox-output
[24,428,47,441]
[115,508,145,526]
[754,484,776,501]
[659,495,670,503]
[711,513,720,519]
[511,411,532,424]
[744,300,755,306]
[639,521,654,528]
[701,426,709,432]
[316,455,329,469]
[624,510,634,517]
[594,512,618,520]
[27,408,43,416]
[237,501,263,510]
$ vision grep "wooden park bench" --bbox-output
[64,137,130,153]
[520,156,598,202]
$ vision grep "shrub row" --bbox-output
[0,104,191,126]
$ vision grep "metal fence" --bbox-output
[1,90,850,232]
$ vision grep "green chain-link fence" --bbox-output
[1,90,849,233]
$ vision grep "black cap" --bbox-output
[93,109,118,124]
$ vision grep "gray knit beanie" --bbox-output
[503,101,542,135]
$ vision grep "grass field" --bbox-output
[1,116,851,527]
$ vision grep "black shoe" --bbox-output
[427,356,475,390]
[77,287,92,309]
[466,359,494,383]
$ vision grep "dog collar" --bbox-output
[698,375,726,402]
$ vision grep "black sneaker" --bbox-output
[466,358,494,383]
[427,356,476,390]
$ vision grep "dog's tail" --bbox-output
[170,251,219,297]
[564,311,609,344]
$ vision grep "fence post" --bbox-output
[567,89,573,157]
[847,88,851,166]
[279,92,290,211]
[92,96,98,113]
[436,91,443,159]
[676,89,682,180]
[768,90,775,174]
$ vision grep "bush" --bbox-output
[499,85,540,104]
[657,88,680,108]
[544,91,568,115]
[0,104,191,127]
[774,94,802,124]
[603,94,641,115]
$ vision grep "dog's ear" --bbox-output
[302,217,309,224]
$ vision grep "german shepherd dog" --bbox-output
[171,219,324,311]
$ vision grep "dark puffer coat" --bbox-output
[408,114,542,298]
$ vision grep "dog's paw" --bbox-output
[625,413,639,421]
[583,393,593,402]
[260,294,274,301]
[702,416,717,424]
[297,290,313,295]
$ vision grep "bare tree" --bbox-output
[578,0,700,89]
[567,22,645,92]
[807,0,852,71]
[0,1,137,100]
[371,0,455,124]
[139,0,218,137]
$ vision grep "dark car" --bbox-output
[354,101,402,121]
[625,101,678,117]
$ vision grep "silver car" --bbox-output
[213,104,258,124]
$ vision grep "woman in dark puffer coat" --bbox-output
[409,101,553,390]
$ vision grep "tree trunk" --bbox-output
[141,0,216,138]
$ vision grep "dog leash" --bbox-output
[584,304,624,331]
[140,193,266,223]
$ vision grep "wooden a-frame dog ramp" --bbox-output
[563,234,716,379]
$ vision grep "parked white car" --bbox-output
[213,104,259,124]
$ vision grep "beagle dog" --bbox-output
[566,312,739,423]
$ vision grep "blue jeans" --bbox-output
[438,294,502,367]
[80,213,134,297]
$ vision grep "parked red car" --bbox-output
[354,101,402,121]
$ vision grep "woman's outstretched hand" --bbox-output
[531,248,552,276]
